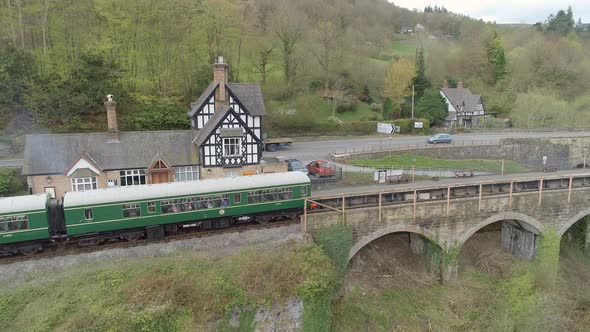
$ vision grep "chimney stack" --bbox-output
[104,94,119,142]
[443,80,449,88]
[457,80,464,89]
[213,56,229,104]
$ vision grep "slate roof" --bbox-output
[226,83,266,116]
[192,105,231,147]
[187,82,218,118]
[187,82,266,118]
[23,130,197,176]
[441,88,484,113]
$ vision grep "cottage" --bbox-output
[23,57,285,198]
[439,80,493,128]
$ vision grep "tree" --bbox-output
[486,31,507,83]
[414,89,447,126]
[383,57,415,104]
[545,6,575,35]
[382,97,394,120]
[273,0,303,95]
[411,47,431,100]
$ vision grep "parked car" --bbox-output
[306,160,335,177]
[285,159,309,175]
[427,133,453,144]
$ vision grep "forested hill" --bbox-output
[0,0,589,134]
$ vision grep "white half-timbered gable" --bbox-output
[194,106,261,168]
[188,57,266,171]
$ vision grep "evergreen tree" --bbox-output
[545,6,575,35]
[382,97,393,120]
[415,89,447,126]
[486,31,507,84]
[411,47,431,100]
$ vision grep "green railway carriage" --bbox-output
[0,193,51,248]
[62,172,311,241]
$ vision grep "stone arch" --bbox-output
[560,207,590,236]
[348,224,443,262]
[456,211,544,248]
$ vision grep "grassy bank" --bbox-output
[0,244,337,331]
[333,249,590,331]
[351,153,529,173]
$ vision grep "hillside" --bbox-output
[0,1,589,135]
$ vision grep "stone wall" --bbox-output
[342,136,590,171]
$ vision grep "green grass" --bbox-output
[351,153,529,174]
[333,245,590,331]
[390,40,420,57]
[268,95,379,123]
[0,244,337,331]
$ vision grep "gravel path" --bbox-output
[0,223,307,286]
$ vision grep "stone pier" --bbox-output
[501,221,539,260]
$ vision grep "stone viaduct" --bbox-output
[305,172,590,282]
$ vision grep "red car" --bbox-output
[306,160,335,177]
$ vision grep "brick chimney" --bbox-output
[213,56,229,105]
[457,80,464,89]
[443,80,449,88]
[104,94,119,142]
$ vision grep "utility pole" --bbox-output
[411,85,415,119]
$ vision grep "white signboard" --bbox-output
[414,121,424,129]
[377,122,395,134]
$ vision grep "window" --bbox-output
[300,186,307,197]
[44,187,56,198]
[1,215,28,232]
[119,169,146,186]
[234,193,241,204]
[84,209,93,220]
[247,188,292,204]
[161,195,228,213]
[222,137,241,157]
[72,177,97,192]
[122,204,140,218]
[174,166,199,182]
[147,201,156,213]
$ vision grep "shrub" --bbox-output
[335,96,357,114]
[370,103,382,113]
[480,118,511,128]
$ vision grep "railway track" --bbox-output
[0,218,299,265]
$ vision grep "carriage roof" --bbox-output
[64,172,310,208]
[0,193,49,215]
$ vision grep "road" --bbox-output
[263,131,590,164]
[0,159,23,168]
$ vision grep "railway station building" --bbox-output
[23,57,285,199]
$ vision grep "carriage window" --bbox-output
[247,188,292,203]
[84,209,93,220]
[4,215,28,232]
[0,217,4,232]
[161,200,176,213]
[147,201,156,213]
[122,204,140,218]
[234,193,241,204]
[300,186,307,197]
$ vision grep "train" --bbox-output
[0,172,311,256]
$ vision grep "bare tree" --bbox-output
[273,0,303,94]
[249,45,274,83]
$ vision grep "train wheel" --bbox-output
[123,232,143,242]
[257,216,271,224]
